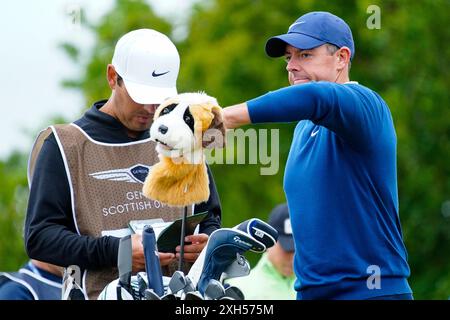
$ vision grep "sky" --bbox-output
[0,0,198,160]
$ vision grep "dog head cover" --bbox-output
[143,92,225,207]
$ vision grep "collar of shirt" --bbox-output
[74,99,150,143]
[26,262,62,283]
[257,253,296,284]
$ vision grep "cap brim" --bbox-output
[278,235,295,252]
[123,79,177,104]
[265,33,326,57]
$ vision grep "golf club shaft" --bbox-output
[178,206,188,271]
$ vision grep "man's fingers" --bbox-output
[159,252,175,260]
[158,252,176,266]
[176,252,199,262]
[185,233,208,244]
[175,242,203,254]
[132,257,146,273]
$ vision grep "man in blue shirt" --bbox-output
[223,11,412,300]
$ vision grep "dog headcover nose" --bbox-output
[158,124,168,134]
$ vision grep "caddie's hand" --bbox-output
[131,234,145,273]
[175,233,209,263]
[158,252,176,267]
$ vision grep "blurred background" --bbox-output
[0,0,448,299]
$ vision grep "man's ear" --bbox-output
[202,105,227,149]
[336,47,351,70]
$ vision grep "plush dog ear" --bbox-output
[202,105,226,149]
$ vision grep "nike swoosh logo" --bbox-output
[152,70,170,77]
[311,129,319,137]
[289,21,305,30]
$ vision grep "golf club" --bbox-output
[234,218,278,251]
[192,228,266,295]
[168,271,187,295]
[184,291,204,300]
[184,275,196,293]
[161,293,177,300]
[144,288,161,300]
[223,286,245,300]
[220,253,250,282]
[137,272,148,299]
[204,279,225,300]
[178,206,188,271]
[142,225,164,297]
[117,235,133,300]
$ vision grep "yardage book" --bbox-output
[128,211,208,253]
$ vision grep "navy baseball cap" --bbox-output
[268,204,294,252]
[265,11,355,60]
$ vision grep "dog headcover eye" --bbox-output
[183,108,195,133]
[160,103,178,116]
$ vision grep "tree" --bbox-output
[0,116,71,271]
[0,152,29,270]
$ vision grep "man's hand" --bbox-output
[158,252,176,266]
[175,233,209,263]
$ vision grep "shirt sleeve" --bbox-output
[24,134,120,270]
[247,82,389,149]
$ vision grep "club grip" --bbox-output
[142,226,164,296]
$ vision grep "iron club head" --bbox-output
[204,279,225,300]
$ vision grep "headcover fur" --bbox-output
[142,92,226,207]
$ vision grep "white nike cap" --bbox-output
[112,29,180,104]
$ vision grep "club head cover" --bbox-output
[142,226,164,296]
[234,218,278,251]
[197,228,265,294]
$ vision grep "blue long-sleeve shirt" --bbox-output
[247,81,412,299]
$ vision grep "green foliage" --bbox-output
[0,115,73,271]
[59,43,80,63]
[0,152,29,270]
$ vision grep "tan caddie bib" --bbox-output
[29,123,193,299]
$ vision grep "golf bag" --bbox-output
[98,218,278,300]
